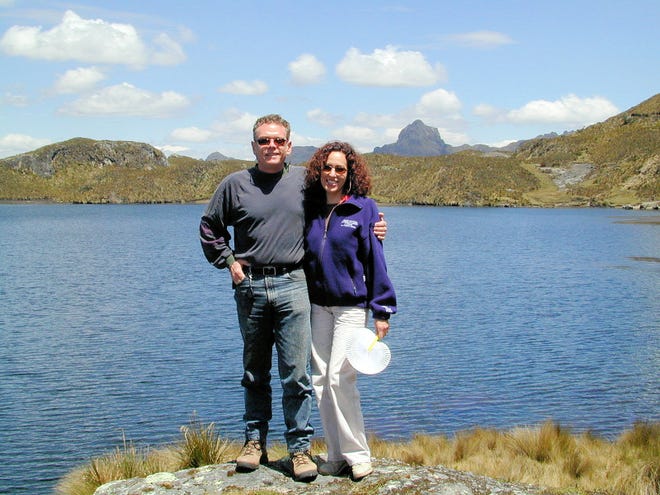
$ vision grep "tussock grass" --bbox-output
[55,420,233,495]
[56,420,659,495]
[177,419,231,467]
[370,420,659,495]
[56,433,177,495]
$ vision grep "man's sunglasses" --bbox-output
[256,137,288,146]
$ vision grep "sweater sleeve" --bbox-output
[364,200,397,319]
[199,180,235,269]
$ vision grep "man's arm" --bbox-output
[200,214,234,268]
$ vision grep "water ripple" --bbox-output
[0,205,658,494]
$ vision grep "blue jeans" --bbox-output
[234,268,314,453]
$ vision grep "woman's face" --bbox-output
[321,151,348,202]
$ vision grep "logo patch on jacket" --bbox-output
[340,219,358,229]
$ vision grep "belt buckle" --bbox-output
[263,266,277,276]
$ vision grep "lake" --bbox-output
[0,204,658,494]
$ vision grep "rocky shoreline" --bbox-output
[94,457,560,495]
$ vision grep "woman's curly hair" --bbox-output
[304,141,372,205]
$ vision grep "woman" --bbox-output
[303,141,397,480]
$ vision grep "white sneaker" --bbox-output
[351,462,373,480]
[318,459,349,476]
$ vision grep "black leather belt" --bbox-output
[243,264,301,276]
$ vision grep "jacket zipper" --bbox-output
[321,202,359,297]
[320,203,340,260]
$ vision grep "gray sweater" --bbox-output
[200,164,306,268]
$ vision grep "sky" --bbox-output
[0,0,658,161]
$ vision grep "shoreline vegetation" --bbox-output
[1,151,658,209]
[56,419,659,495]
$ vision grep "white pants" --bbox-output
[310,304,371,466]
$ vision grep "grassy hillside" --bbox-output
[1,95,658,206]
[0,155,250,204]
[514,93,660,204]
[0,151,553,206]
[366,152,542,206]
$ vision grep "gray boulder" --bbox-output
[94,457,554,495]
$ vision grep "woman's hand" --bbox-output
[374,212,387,241]
[374,318,390,339]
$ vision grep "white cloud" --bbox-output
[382,127,404,143]
[436,129,470,146]
[472,103,502,119]
[2,91,28,106]
[190,109,262,159]
[336,45,444,87]
[287,131,323,148]
[506,94,618,126]
[307,108,341,127]
[331,125,381,152]
[341,89,466,149]
[53,66,106,94]
[151,32,186,66]
[288,54,326,85]
[352,90,459,125]
[176,26,196,44]
[218,80,268,95]
[60,82,190,117]
[445,31,514,48]
[209,109,257,139]
[353,112,401,129]
[169,126,213,142]
[0,133,51,158]
[158,144,190,155]
[0,10,185,68]
[415,88,462,117]
[489,139,518,148]
[164,110,260,160]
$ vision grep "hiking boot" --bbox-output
[290,451,318,481]
[236,440,267,471]
[351,462,373,481]
[318,459,349,476]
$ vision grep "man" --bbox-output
[199,114,385,482]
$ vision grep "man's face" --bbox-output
[252,123,292,172]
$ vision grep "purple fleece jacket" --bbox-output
[303,195,397,320]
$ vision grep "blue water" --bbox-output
[0,204,658,494]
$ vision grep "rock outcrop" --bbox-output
[1,138,168,177]
[93,457,555,495]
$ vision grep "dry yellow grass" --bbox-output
[56,436,178,495]
[369,420,659,495]
[56,420,659,495]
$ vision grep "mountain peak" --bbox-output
[373,120,450,156]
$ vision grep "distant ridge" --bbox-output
[1,93,657,206]
[288,145,317,165]
[202,147,316,165]
[201,121,558,163]
[206,151,231,162]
